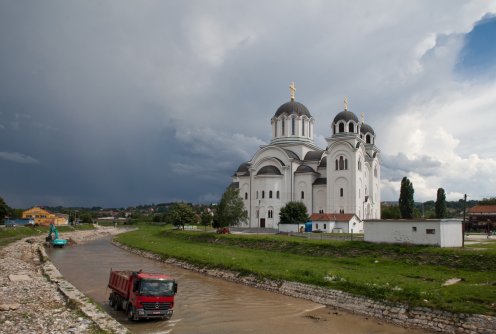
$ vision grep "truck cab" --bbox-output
[108,270,178,321]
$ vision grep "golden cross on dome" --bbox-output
[289,81,296,101]
[344,96,348,111]
[361,112,365,123]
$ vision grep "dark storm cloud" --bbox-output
[0,1,495,207]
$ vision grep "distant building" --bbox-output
[468,205,496,221]
[22,206,68,226]
[309,213,362,233]
[467,205,496,233]
[364,219,463,247]
[231,83,381,229]
[4,218,35,226]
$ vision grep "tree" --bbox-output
[479,197,496,205]
[215,187,247,227]
[200,211,213,230]
[435,188,447,219]
[279,201,309,225]
[381,205,401,219]
[0,196,11,224]
[164,203,197,229]
[80,213,93,224]
[399,177,414,219]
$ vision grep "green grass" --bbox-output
[115,226,496,316]
[0,224,95,247]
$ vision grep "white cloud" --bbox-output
[379,81,496,201]
[0,152,39,164]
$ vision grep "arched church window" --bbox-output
[301,191,304,199]
[339,122,344,133]
[269,191,273,199]
[276,191,280,199]
[274,120,277,137]
[349,123,354,133]
[268,210,273,218]
[282,119,285,135]
[256,191,258,199]
[245,192,248,200]
[262,191,265,199]
[302,119,305,136]
[335,159,339,170]
[292,117,295,135]
[345,159,348,170]
[339,156,344,170]
[366,134,371,144]
[340,188,344,197]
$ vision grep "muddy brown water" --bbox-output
[46,238,431,334]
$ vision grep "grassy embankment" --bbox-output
[115,226,496,316]
[0,224,94,247]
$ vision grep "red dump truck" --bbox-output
[108,270,177,321]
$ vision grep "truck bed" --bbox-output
[108,270,133,298]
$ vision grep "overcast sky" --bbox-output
[1,1,496,208]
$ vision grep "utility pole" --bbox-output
[462,194,467,248]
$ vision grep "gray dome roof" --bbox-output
[295,164,315,173]
[360,123,375,135]
[257,165,282,176]
[235,162,250,175]
[283,149,300,160]
[332,110,359,124]
[274,101,311,118]
[318,156,327,167]
[313,178,327,185]
[304,150,324,161]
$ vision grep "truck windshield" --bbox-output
[139,279,175,297]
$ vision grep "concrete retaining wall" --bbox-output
[114,241,496,334]
[39,243,130,334]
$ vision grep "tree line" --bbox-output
[1,180,495,226]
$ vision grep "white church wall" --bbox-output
[313,187,326,213]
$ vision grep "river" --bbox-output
[47,237,431,334]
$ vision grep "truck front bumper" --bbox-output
[137,308,173,319]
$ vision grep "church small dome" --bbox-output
[236,162,250,175]
[257,165,282,176]
[332,110,359,124]
[274,101,311,118]
[360,123,375,135]
[295,164,315,173]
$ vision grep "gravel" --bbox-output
[0,226,129,334]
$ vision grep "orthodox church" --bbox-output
[231,83,381,229]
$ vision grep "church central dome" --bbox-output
[332,110,359,124]
[274,100,312,118]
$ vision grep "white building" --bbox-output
[310,213,363,233]
[364,219,463,247]
[232,83,381,229]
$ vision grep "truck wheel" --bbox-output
[112,296,120,311]
[109,295,115,308]
[127,306,138,321]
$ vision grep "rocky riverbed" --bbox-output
[0,226,129,334]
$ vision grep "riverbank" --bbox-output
[114,227,496,334]
[0,226,130,334]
